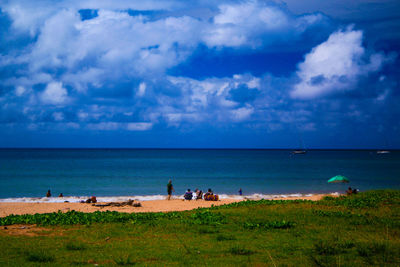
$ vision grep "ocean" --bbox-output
[0,149,399,202]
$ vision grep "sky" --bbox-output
[0,0,399,148]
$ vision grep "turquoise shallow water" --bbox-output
[0,149,399,201]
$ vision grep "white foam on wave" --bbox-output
[217,192,338,200]
[0,192,340,203]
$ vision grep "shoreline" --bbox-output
[0,194,332,217]
[0,192,340,203]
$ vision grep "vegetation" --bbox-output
[0,190,399,266]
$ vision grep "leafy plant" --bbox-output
[114,254,137,265]
[25,250,55,263]
[243,220,294,230]
[65,242,86,251]
[216,234,237,241]
[318,190,400,208]
[198,227,220,234]
[190,210,226,225]
[0,210,184,226]
[229,246,255,255]
[314,240,342,256]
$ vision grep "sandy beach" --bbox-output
[0,194,328,217]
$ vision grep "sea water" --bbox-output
[0,149,399,202]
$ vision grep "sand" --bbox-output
[0,194,329,217]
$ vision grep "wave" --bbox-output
[0,192,340,203]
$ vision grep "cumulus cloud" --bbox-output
[291,27,391,99]
[231,105,254,121]
[40,82,68,105]
[203,1,327,48]
[1,0,330,91]
[0,0,398,143]
[0,0,332,107]
[136,82,146,97]
[2,0,177,36]
[15,86,26,96]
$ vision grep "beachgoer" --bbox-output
[204,188,213,197]
[239,188,242,196]
[184,189,193,200]
[46,190,51,197]
[167,179,175,200]
[346,187,353,195]
[352,188,358,194]
[204,188,218,201]
[195,189,203,200]
[58,193,63,197]
[91,196,97,203]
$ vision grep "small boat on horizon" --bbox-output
[377,134,391,154]
[292,130,307,155]
[292,149,307,155]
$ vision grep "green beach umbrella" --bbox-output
[328,175,350,183]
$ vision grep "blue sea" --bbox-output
[0,149,399,202]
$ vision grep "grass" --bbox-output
[25,250,55,263]
[229,246,255,255]
[65,241,86,251]
[0,189,399,266]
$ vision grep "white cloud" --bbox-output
[203,1,326,48]
[40,82,68,104]
[87,122,120,130]
[246,77,261,89]
[291,27,389,99]
[137,82,147,97]
[126,122,153,131]
[63,122,80,129]
[52,112,64,121]
[376,89,390,102]
[15,86,26,96]
[2,0,178,36]
[15,8,203,90]
[231,105,254,122]
[164,113,201,127]
[1,1,330,92]
[77,111,89,121]
[87,122,153,131]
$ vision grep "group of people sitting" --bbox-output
[346,187,358,195]
[184,188,219,201]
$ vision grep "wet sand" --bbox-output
[0,194,328,217]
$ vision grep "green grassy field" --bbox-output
[0,190,399,266]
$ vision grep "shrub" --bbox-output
[314,240,342,256]
[229,246,255,255]
[216,234,237,241]
[318,190,400,208]
[25,250,55,263]
[190,210,226,225]
[243,220,295,230]
[114,254,136,266]
[198,227,220,234]
[65,242,86,251]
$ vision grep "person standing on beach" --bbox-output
[167,179,174,200]
[46,190,51,197]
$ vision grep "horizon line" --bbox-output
[0,147,399,151]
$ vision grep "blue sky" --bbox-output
[0,0,399,148]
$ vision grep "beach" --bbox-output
[0,194,328,217]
